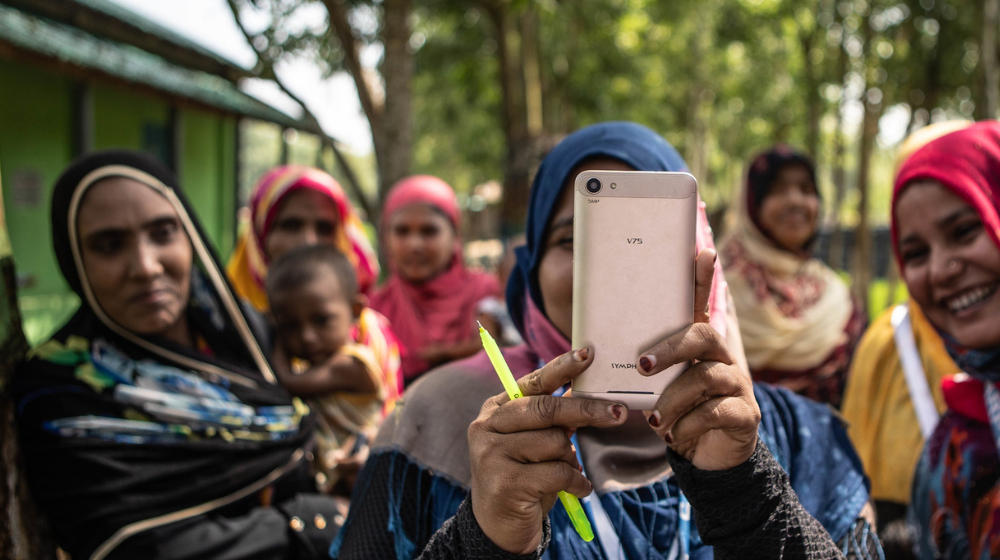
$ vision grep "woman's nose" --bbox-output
[301,224,323,246]
[129,242,164,279]
[929,250,962,286]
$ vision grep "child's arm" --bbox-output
[273,344,379,397]
[418,314,502,367]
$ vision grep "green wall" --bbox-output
[0,59,79,343]
[0,59,240,345]
[93,84,170,154]
[181,109,237,256]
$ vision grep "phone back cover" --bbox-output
[571,171,697,410]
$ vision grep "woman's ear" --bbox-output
[353,293,369,320]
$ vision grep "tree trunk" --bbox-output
[379,0,414,199]
[322,0,416,211]
[983,0,1000,118]
[854,94,881,316]
[828,28,849,271]
[488,3,533,236]
[0,165,55,560]
[800,27,822,158]
[684,25,712,187]
[520,8,544,139]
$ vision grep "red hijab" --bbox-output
[892,121,1000,269]
[370,176,500,382]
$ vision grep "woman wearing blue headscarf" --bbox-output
[331,122,880,559]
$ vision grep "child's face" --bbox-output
[271,267,360,365]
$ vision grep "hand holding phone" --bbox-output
[638,249,760,470]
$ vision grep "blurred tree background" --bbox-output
[229,0,992,312]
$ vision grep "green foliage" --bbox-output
[407,0,985,229]
[411,5,505,194]
[243,0,989,240]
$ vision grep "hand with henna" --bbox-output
[638,248,761,471]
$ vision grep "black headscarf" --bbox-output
[745,145,819,237]
[13,150,315,559]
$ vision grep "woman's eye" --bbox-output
[900,247,928,264]
[420,226,440,237]
[312,315,333,327]
[91,237,122,255]
[954,221,982,241]
[278,218,303,232]
[316,221,335,237]
[150,223,179,244]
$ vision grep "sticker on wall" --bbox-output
[11,169,43,209]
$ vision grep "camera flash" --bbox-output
[610,183,617,189]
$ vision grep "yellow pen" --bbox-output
[477,322,595,542]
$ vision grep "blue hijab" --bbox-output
[506,122,688,336]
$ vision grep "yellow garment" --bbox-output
[227,235,269,312]
[301,342,385,491]
[226,165,381,312]
[841,300,955,504]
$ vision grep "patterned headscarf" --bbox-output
[228,166,379,311]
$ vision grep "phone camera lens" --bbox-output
[586,178,602,194]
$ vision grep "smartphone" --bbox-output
[571,170,697,410]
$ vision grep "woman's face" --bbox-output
[387,204,456,283]
[896,180,1000,349]
[756,164,819,252]
[77,177,193,342]
[265,189,341,261]
[538,158,635,338]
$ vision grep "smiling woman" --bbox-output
[891,121,1000,560]
[370,175,501,384]
[720,146,864,407]
[895,183,1000,348]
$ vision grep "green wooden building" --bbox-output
[0,0,329,344]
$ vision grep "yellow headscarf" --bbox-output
[226,166,379,311]
[840,120,970,505]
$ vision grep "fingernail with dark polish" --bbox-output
[638,355,655,374]
[647,410,661,428]
[574,347,590,362]
[610,404,625,420]
[664,430,674,444]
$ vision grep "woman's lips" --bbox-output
[942,283,998,316]
[130,287,174,306]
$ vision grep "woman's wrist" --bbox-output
[666,437,785,542]
[457,497,549,559]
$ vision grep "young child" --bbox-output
[267,244,401,494]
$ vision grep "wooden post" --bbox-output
[72,81,94,157]
[0,159,55,560]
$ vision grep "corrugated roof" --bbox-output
[72,0,251,73]
[0,3,314,130]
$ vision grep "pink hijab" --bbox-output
[370,176,500,383]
